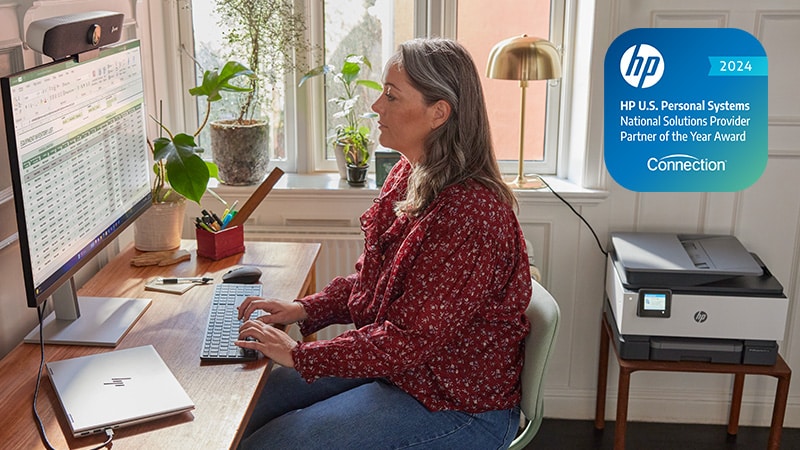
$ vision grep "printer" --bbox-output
[605,232,788,365]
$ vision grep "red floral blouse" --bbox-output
[292,158,532,413]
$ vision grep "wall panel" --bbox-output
[651,11,728,28]
[756,12,800,124]
[636,192,704,232]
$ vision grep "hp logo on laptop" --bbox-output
[620,44,664,88]
[103,377,131,387]
[694,311,708,323]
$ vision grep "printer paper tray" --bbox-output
[603,301,778,365]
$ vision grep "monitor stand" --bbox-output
[24,278,151,347]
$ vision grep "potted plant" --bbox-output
[342,126,370,186]
[134,61,255,251]
[208,0,312,185]
[299,54,382,184]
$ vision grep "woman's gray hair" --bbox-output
[388,38,516,217]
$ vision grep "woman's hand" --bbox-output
[236,320,298,367]
[237,297,307,325]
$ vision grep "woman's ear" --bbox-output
[430,100,452,130]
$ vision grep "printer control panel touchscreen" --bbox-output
[637,289,672,318]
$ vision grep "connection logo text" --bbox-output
[620,44,664,88]
[647,154,727,172]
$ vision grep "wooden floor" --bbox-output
[525,419,800,449]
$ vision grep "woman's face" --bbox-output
[371,64,447,164]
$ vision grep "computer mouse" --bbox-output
[222,266,262,284]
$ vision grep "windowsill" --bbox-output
[208,173,608,205]
[208,173,381,199]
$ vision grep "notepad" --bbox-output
[144,278,197,294]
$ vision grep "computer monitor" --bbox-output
[1,40,153,346]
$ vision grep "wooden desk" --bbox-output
[595,315,791,450]
[0,240,320,450]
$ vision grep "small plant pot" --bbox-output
[134,199,186,251]
[346,164,368,186]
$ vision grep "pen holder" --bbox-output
[196,226,245,260]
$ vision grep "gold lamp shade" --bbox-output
[486,35,561,189]
[486,35,561,81]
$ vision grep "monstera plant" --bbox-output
[150,61,255,204]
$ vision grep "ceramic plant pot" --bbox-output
[333,142,348,180]
[133,199,186,251]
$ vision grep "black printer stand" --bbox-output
[595,315,791,450]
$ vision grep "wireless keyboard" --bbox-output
[200,283,263,362]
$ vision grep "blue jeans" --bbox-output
[239,367,520,450]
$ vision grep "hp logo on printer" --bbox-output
[694,311,708,323]
[620,44,664,88]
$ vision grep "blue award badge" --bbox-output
[604,28,768,192]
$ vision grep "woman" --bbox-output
[236,38,532,450]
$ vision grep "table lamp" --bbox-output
[486,34,561,189]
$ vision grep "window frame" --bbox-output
[173,0,565,177]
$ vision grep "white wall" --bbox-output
[0,0,798,430]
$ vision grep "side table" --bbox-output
[595,315,791,449]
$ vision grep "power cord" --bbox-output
[537,176,608,257]
[33,302,56,450]
[97,428,115,448]
[32,300,115,450]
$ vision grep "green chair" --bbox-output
[509,279,561,450]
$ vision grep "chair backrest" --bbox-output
[509,278,561,449]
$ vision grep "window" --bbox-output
[457,0,560,176]
[313,0,416,172]
[184,0,306,171]
[177,0,562,177]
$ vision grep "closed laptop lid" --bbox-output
[47,345,194,437]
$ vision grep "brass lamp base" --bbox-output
[506,174,546,190]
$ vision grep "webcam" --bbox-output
[26,11,124,60]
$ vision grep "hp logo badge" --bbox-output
[620,44,664,88]
[694,311,708,323]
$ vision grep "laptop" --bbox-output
[47,345,195,437]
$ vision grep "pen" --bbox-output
[211,212,224,227]
[201,214,220,231]
[222,200,238,218]
[221,212,233,228]
[202,210,223,229]
[195,217,214,232]
[156,277,214,284]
